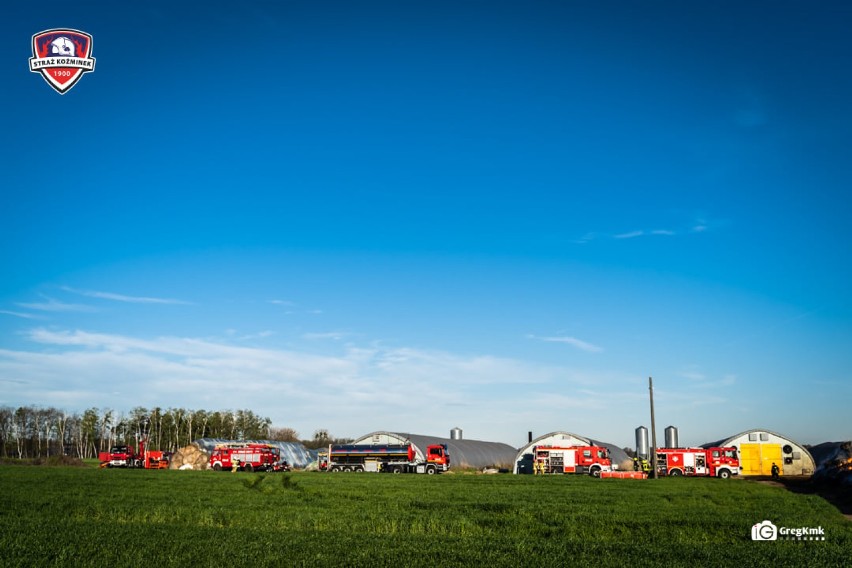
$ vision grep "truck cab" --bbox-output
[426,444,450,472]
[107,445,138,468]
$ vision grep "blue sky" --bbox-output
[2,1,850,449]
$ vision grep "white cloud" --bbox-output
[0,328,631,445]
[679,367,706,381]
[677,366,737,389]
[614,230,645,240]
[613,229,677,240]
[574,217,723,243]
[16,298,95,312]
[0,310,44,320]
[529,334,604,353]
[0,329,754,447]
[62,286,189,305]
[303,331,351,341]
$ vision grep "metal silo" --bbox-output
[635,426,649,459]
[450,427,463,440]
[664,426,679,449]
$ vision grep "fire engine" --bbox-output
[655,447,739,479]
[533,445,612,477]
[100,439,169,469]
[323,443,450,474]
[209,442,281,472]
[99,416,170,470]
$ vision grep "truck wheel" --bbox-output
[244,464,253,473]
[590,466,601,478]
[426,465,437,475]
[718,469,731,479]
[392,467,401,474]
[343,466,352,472]
[354,466,364,473]
[669,469,683,476]
[330,466,340,473]
[213,463,222,471]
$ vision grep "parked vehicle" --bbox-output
[323,443,450,474]
[209,443,281,472]
[532,445,612,477]
[655,447,739,479]
[100,438,169,469]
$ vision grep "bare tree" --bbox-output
[55,411,70,456]
[0,406,14,457]
[269,427,300,442]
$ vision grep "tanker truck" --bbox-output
[323,443,450,474]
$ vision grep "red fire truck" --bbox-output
[533,445,612,477]
[100,438,169,469]
[209,443,281,472]
[655,447,739,479]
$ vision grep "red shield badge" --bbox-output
[29,29,96,94]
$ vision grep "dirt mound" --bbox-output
[170,443,210,470]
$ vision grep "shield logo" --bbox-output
[29,29,96,94]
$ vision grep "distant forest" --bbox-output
[0,405,345,459]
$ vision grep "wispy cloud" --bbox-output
[614,230,646,240]
[303,331,351,341]
[62,287,189,305]
[16,298,95,313]
[679,367,706,381]
[528,334,604,353]
[678,366,736,389]
[0,329,579,435]
[574,217,723,244]
[0,310,45,320]
[577,228,679,243]
[0,328,745,446]
[226,329,276,341]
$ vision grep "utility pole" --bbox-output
[649,376,658,479]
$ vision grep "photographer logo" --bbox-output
[751,520,777,541]
[751,520,825,541]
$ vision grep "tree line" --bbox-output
[0,405,282,459]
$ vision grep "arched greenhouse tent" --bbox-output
[350,431,517,470]
[193,438,316,469]
[702,429,815,477]
[514,431,630,474]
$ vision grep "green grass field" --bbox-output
[1,466,848,567]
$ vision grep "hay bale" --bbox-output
[170,443,210,470]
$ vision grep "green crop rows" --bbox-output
[1,466,849,567]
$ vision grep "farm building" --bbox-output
[513,431,631,474]
[193,438,316,469]
[350,430,517,470]
[702,429,815,477]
